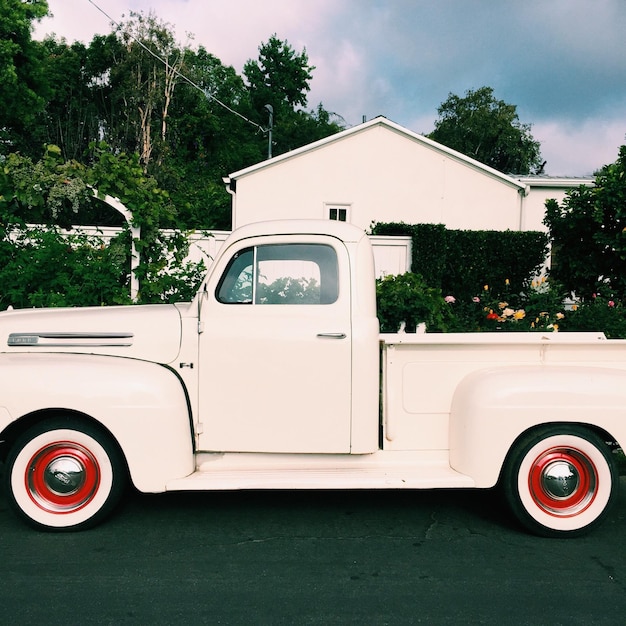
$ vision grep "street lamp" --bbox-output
[264,104,273,159]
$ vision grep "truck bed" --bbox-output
[380,331,620,453]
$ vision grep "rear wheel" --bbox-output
[502,425,618,537]
[5,418,126,531]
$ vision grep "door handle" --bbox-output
[316,333,347,339]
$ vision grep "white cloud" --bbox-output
[34,0,118,41]
[34,0,626,177]
[534,119,625,177]
[37,0,340,67]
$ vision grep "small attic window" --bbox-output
[327,204,350,222]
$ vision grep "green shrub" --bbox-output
[371,221,548,302]
[544,146,626,300]
[0,225,205,309]
[559,296,626,339]
[376,272,451,333]
[0,227,132,308]
[443,229,547,303]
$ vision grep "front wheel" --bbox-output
[502,425,618,537]
[5,418,126,531]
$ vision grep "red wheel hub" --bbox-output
[528,447,597,517]
[26,442,101,513]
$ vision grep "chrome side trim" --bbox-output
[7,332,134,347]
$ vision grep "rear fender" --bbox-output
[0,353,194,492]
[449,365,626,487]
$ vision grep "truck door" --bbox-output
[198,235,352,453]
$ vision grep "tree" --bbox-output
[544,145,626,300]
[243,35,343,157]
[0,0,49,154]
[243,34,314,114]
[5,20,343,230]
[428,86,542,175]
[34,38,103,161]
[157,46,262,229]
[109,11,184,170]
[0,143,205,306]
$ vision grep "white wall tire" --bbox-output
[503,426,618,537]
[5,418,126,531]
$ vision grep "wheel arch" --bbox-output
[497,421,618,485]
[0,353,195,491]
[449,364,626,487]
[0,408,129,475]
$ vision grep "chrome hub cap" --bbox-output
[27,442,101,513]
[540,460,579,499]
[44,456,86,495]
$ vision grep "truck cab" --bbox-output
[192,220,380,455]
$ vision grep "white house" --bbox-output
[224,116,592,235]
[60,117,593,285]
[62,118,593,285]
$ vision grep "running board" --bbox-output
[165,451,475,491]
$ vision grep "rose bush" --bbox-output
[377,273,626,339]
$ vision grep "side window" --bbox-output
[216,244,338,305]
[216,248,254,303]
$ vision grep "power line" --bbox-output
[86,0,267,134]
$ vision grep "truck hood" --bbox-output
[0,304,183,364]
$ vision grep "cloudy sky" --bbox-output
[34,0,626,176]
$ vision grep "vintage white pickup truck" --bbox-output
[0,219,624,536]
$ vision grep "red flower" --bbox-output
[486,312,499,320]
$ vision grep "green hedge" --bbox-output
[371,221,549,302]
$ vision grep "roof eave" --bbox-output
[516,176,595,188]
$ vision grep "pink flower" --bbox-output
[444,295,456,303]
[472,297,480,303]
[608,300,615,307]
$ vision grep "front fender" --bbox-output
[0,353,194,492]
[449,365,626,487]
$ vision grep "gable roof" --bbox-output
[227,115,527,192]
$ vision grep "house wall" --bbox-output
[520,182,590,233]
[232,124,525,232]
[521,188,564,233]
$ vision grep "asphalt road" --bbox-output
[1,473,626,625]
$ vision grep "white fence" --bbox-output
[66,226,413,279]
